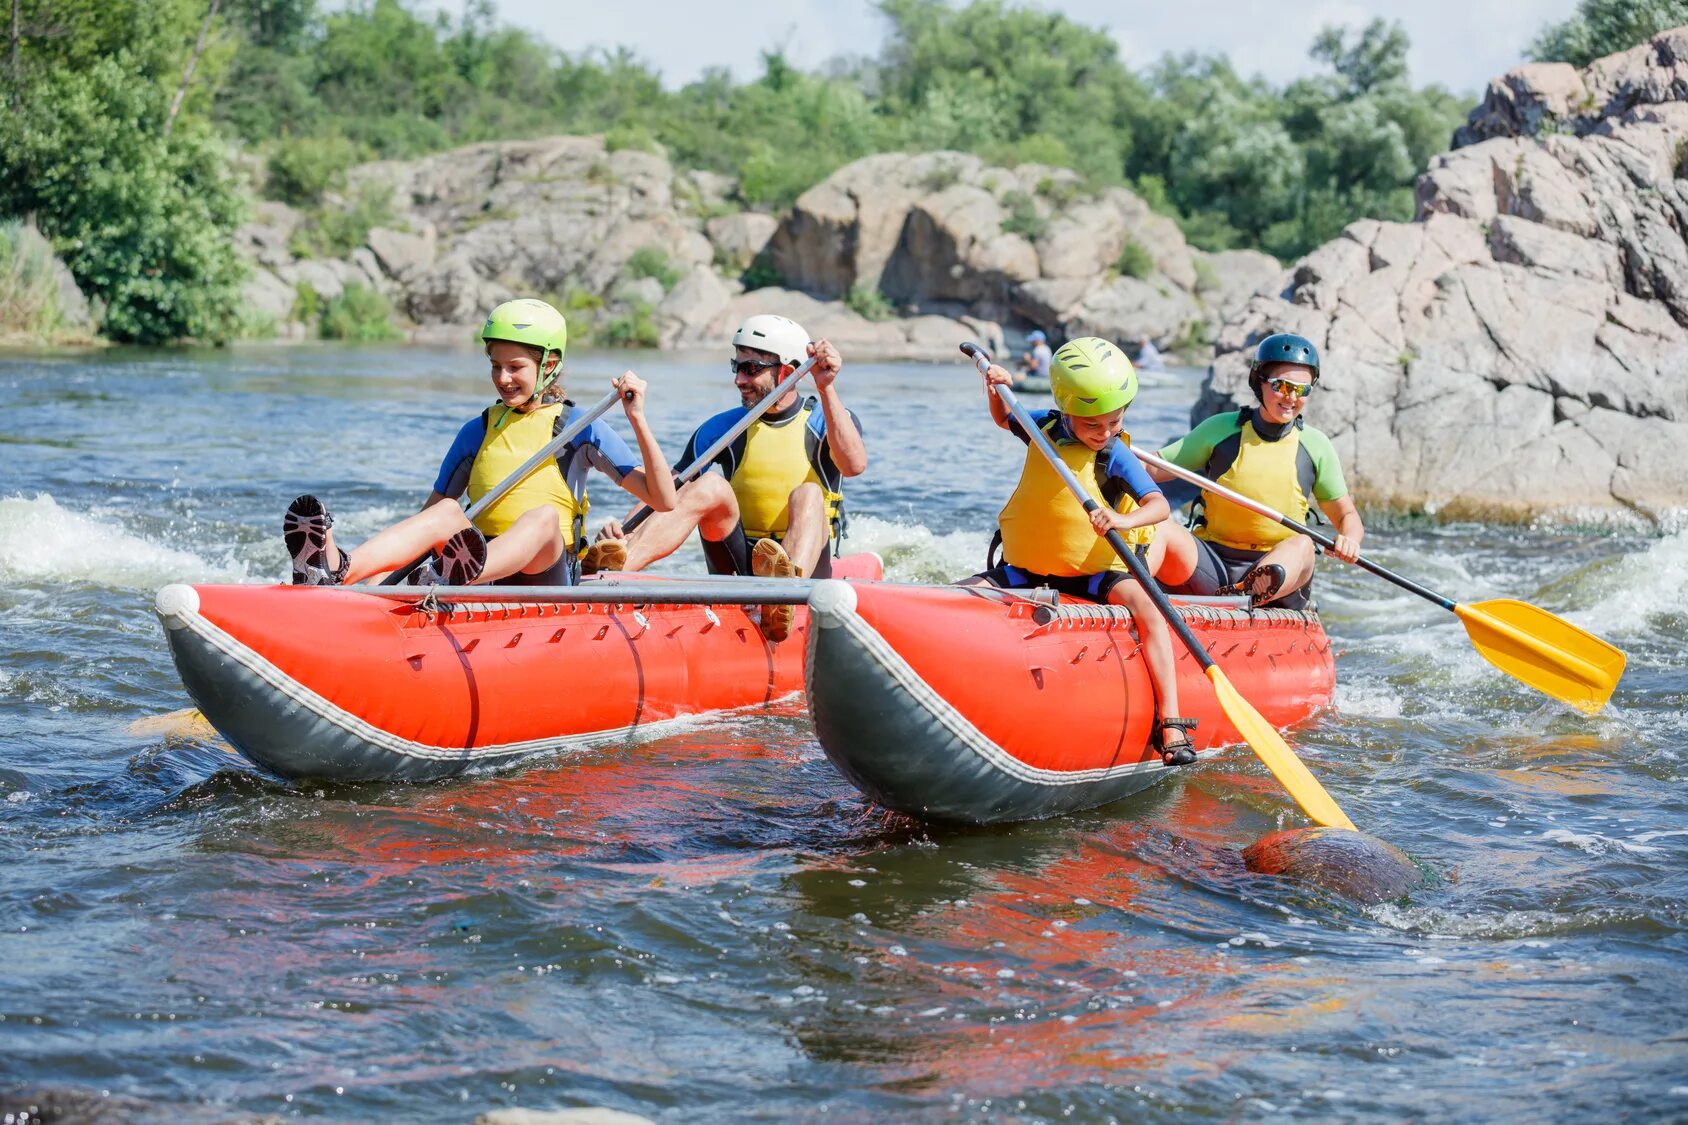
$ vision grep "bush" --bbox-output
[602,301,660,348]
[288,185,398,260]
[740,256,784,291]
[266,133,362,206]
[0,57,248,344]
[1116,239,1154,279]
[319,284,400,341]
[624,247,682,291]
[845,284,892,322]
[1000,190,1047,241]
[0,222,84,343]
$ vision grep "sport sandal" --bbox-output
[1156,716,1198,766]
[751,537,798,643]
[409,526,488,586]
[581,540,627,575]
[284,494,350,586]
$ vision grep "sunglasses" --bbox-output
[730,358,782,377]
[1266,376,1314,398]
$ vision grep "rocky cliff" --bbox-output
[236,137,1006,359]
[237,140,1278,362]
[1201,29,1688,523]
[768,152,1280,349]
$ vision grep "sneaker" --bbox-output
[284,494,349,586]
[581,540,627,575]
[751,537,798,643]
[408,526,488,586]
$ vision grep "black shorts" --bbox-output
[702,521,834,579]
[1175,538,1312,610]
[975,562,1135,603]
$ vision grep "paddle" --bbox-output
[380,385,631,585]
[617,352,819,536]
[961,341,1357,831]
[1130,447,1627,715]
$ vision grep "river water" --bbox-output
[1,344,1685,1123]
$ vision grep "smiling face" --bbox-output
[1256,361,1315,425]
[731,345,793,410]
[1064,407,1127,451]
[487,341,551,410]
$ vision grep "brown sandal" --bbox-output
[1156,717,1198,766]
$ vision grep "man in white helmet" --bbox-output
[588,314,866,640]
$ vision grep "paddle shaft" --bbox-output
[620,352,819,535]
[1131,446,1453,610]
[981,381,1218,671]
[378,387,629,586]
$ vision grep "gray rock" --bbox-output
[242,267,298,326]
[657,264,732,348]
[366,224,436,280]
[706,211,778,272]
[1201,32,1688,522]
[611,275,667,308]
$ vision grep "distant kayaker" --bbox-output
[1018,329,1052,386]
[586,314,866,642]
[966,337,1203,765]
[282,298,677,587]
[1135,335,1166,372]
[1148,332,1363,608]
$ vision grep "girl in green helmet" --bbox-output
[282,298,677,587]
[964,336,1204,765]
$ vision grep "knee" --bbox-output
[788,481,825,518]
[686,473,735,512]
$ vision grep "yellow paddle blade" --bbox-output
[1455,599,1626,715]
[124,707,215,740]
[1206,665,1356,831]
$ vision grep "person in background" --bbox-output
[1018,329,1053,385]
[1135,335,1166,372]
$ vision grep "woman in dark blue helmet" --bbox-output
[1146,333,1364,609]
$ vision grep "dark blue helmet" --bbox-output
[1249,333,1320,380]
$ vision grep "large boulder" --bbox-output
[1199,29,1688,522]
[768,151,1264,349]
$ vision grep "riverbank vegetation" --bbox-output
[1,0,1680,345]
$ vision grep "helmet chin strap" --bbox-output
[494,350,561,430]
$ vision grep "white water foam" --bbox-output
[843,514,991,584]
[1567,527,1688,642]
[0,493,248,589]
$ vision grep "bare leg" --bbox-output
[778,482,829,577]
[1253,535,1317,603]
[622,474,740,572]
[336,502,471,585]
[1148,521,1200,587]
[1110,579,1181,725]
[478,506,568,583]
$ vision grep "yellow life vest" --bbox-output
[731,402,842,541]
[999,418,1153,578]
[466,403,584,543]
[1198,417,1306,552]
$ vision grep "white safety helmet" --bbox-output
[732,314,810,367]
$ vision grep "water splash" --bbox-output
[846,514,989,584]
[0,493,248,589]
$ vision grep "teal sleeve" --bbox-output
[1157,412,1239,472]
[1301,427,1349,501]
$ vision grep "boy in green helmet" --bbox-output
[282,297,678,587]
[965,337,1203,765]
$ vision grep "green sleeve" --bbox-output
[1157,411,1241,472]
[1301,427,1349,501]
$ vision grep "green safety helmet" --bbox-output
[481,298,569,393]
[1050,336,1138,417]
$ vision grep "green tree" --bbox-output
[1530,0,1688,68]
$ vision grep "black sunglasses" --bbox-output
[729,358,783,377]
